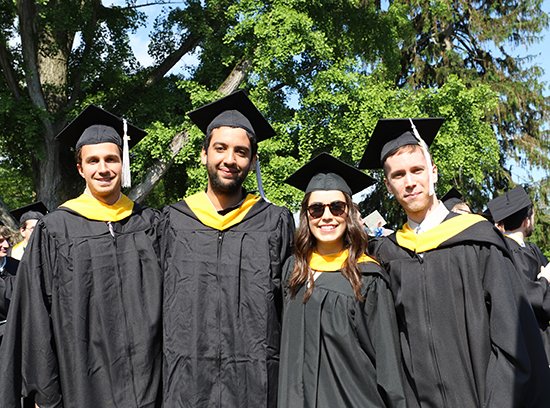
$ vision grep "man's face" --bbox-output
[0,236,9,258]
[201,126,256,196]
[20,219,38,243]
[384,146,438,220]
[525,210,535,237]
[77,142,122,204]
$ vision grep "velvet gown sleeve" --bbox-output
[0,222,63,407]
[0,258,18,321]
[0,258,18,341]
[362,270,407,407]
[481,244,550,407]
[271,209,295,319]
[275,209,295,278]
[510,249,550,323]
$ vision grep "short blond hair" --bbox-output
[383,144,431,176]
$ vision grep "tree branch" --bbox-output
[145,33,200,87]
[119,1,186,11]
[17,0,47,112]
[0,37,22,100]
[217,59,250,95]
[127,129,189,202]
[68,0,101,108]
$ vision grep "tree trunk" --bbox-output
[128,131,189,203]
[37,29,69,110]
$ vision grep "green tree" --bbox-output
[0,0,548,254]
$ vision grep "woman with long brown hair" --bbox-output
[278,153,406,408]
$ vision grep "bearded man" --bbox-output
[361,118,550,408]
[160,91,294,407]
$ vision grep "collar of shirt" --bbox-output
[407,201,450,235]
[505,232,526,247]
[216,189,249,215]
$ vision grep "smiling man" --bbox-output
[360,118,550,408]
[160,91,294,408]
[0,106,163,408]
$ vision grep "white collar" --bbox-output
[408,201,450,234]
[0,257,6,273]
[504,232,526,247]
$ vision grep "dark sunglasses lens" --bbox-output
[307,201,347,218]
[329,202,346,216]
[308,204,325,218]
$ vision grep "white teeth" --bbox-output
[320,225,336,231]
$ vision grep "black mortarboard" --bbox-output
[55,105,147,187]
[487,186,532,223]
[56,105,147,150]
[481,208,494,223]
[358,118,444,170]
[441,187,465,211]
[285,153,376,196]
[187,90,275,142]
[10,202,48,224]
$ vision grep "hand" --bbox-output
[537,264,550,282]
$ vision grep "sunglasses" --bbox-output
[307,201,347,219]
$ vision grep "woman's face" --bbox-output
[307,190,348,252]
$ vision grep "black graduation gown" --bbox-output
[0,256,19,340]
[506,239,549,281]
[160,198,294,407]
[277,257,407,408]
[371,213,550,408]
[505,237,550,359]
[0,204,163,408]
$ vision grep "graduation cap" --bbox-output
[359,118,444,170]
[188,90,276,201]
[10,201,48,225]
[481,207,494,223]
[441,187,465,211]
[285,152,376,196]
[187,90,276,142]
[55,105,147,188]
[359,117,444,196]
[487,186,532,223]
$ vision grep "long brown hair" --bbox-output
[288,191,369,302]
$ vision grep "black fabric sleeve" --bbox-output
[481,244,550,407]
[363,277,407,408]
[270,208,295,326]
[0,258,19,320]
[281,257,295,301]
[0,223,63,407]
[276,208,295,279]
[158,206,173,275]
[529,242,549,267]
[0,275,12,319]
[517,272,550,323]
